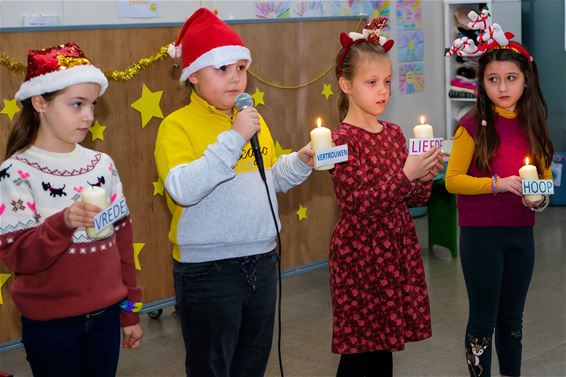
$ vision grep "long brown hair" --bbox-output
[4,91,60,160]
[335,41,388,122]
[472,48,553,174]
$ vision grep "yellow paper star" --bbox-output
[152,180,165,196]
[321,84,334,100]
[0,273,12,305]
[251,88,265,106]
[0,99,21,120]
[131,84,164,128]
[133,243,145,271]
[296,204,307,221]
[274,140,292,159]
[89,121,107,141]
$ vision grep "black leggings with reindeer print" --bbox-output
[460,226,534,377]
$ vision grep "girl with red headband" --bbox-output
[328,18,443,377]
[445,9,554,377]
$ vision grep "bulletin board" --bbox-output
[0,17,360,345]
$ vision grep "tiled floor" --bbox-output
[1,207,564,376]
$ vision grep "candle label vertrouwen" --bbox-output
[522,180,554,196]
[408,138,443,155]
[315,144,349,168]
[94,198,129,233]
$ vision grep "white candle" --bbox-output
[310,117,334,171]
[81,186,112,239]
[518,157,543,203]
[413,115,434,138]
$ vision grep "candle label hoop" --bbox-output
[522,180,554,196]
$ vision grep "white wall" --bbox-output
[0,0,202,27]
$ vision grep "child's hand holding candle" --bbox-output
[80,186,113,239]
[413,116,434,138]
[310,117,334,171]
[518,157,543,203]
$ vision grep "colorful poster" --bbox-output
[397,30,424,63]
[323,0,370,16]
[399,62,424,95]
[396,0,422,30]
[293,1,323,17]
[369,1,391,20]
[256,1,290,19]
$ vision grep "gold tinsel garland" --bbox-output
[0,45,170,81]
[0,17,364,87]
[0,54,26,76]
[105,45,170,81]
[1,47,333,88]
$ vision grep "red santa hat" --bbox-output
[15,42,108,102]
[168,8,252,82]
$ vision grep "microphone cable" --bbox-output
[258,170,285,377]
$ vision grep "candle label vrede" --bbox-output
[522,180,554,196]
[314,144,349,168]
[408,138,444,155]
[93,198,129,233]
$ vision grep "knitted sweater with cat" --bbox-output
[0,145,140,326]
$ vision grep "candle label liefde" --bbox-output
[522,180,554,196]
[314,144,348,168]
[408,138,443,155]
[93,198,129,233]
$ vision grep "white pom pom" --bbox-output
[168,43,182,59]
[348,32,365,41]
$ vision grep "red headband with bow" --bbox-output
[337,17,394,76]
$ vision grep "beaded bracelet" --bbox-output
[491,174,499,195]
[119,299,143,313]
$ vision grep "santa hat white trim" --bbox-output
[179,45,252,82]
[15,65,108,102]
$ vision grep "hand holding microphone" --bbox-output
[234,93,266,181]
[232,102,260,141]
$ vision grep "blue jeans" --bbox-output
[460,227,534,377]
[21,303,121,377]
[174,250,278,377]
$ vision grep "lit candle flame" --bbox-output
[316,117,322,128]
[525,157,530,166]
[420,115,425,124]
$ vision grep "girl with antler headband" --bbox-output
[328,17,443,377]
[445,9,554,377]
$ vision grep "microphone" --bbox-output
[235,92,266,182]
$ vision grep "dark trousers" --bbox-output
[336,351,393,377]
[21,303,121,377]
[460,227,535,377]
[174,251,278,377]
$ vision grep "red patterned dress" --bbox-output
[329,121,432,354]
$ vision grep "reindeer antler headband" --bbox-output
[337,17,395,76]
[446,8,532,61]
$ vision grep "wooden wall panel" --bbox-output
[0,18,359,343]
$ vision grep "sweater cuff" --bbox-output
[120,311,140,327]
[46,210,76,239]
[289,152,313,176]
[398,171,417,196]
